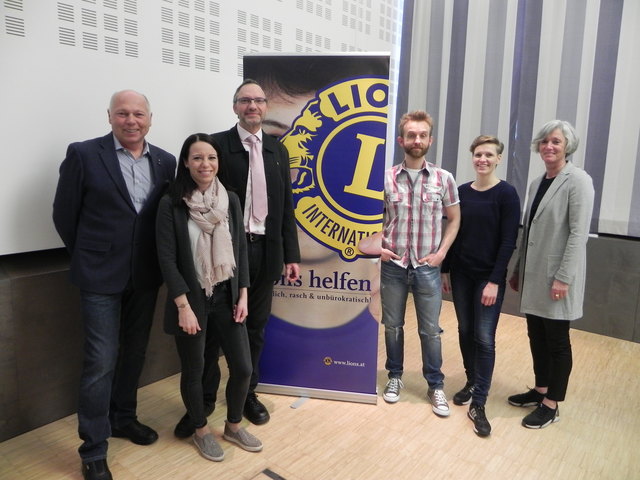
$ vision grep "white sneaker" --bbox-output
[383,378,404,403]
[427,388,450,417]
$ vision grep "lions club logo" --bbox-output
[282,76,388,261]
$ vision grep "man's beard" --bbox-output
[404,145,429,159]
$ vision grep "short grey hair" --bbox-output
[233,78,263,103]
[108,90,151,113]
[531,120,579,157]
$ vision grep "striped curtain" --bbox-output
[395,0,640,237]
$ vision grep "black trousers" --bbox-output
[245,237,275,391]
[174,282,251,426]
[202,236,275,403]
[526,314,573,402]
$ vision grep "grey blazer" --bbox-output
[156,191,249,335]
[516,162,594,320]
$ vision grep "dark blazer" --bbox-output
[212,126,300,281]
[52,133,177,294]
[156,191,249,336]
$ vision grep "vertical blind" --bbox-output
[396,0,640,237]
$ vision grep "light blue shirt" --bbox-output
[114,135,153,213]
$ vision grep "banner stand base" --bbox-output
[256,383,378,405]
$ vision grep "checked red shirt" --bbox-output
[382,160,459,268]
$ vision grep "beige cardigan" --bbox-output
[515,162,594,320]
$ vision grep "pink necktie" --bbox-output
[247,135,268,222]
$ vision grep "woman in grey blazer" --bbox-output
[508,120,594,429]
[156,134,262,462]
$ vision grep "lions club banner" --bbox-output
[245,54,390,403]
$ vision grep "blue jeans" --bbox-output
[450,269,505,406]
[380,261,444,389]
[78,286,157,462]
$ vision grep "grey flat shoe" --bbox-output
[193,433,224,461]
[223,423,263,452]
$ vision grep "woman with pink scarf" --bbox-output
[156,133,261,462]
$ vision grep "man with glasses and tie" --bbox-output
[172,79,300,437]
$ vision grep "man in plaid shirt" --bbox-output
[380,110,460,417]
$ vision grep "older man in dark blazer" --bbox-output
[53,90,176,480]
[211,79,301,426]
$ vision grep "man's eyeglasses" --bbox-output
[235,97,267,105]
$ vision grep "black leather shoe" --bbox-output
[111,420,158,445]
[174,413,195,438]
[244,392,270,425]
[174,404,215,438]
[82,459,112,480]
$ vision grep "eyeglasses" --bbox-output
[235,97,267,105]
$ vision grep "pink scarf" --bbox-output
[183,178,235,296]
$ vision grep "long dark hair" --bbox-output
[168,133,223,206]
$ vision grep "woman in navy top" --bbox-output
[442,135,521,437]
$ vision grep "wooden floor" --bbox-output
[1,299,639,480]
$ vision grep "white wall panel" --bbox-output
[0,0,401,254]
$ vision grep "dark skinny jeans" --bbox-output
[174,282,252,427]
[450,269,505,406]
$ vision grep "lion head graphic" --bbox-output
[282,100,324,194]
